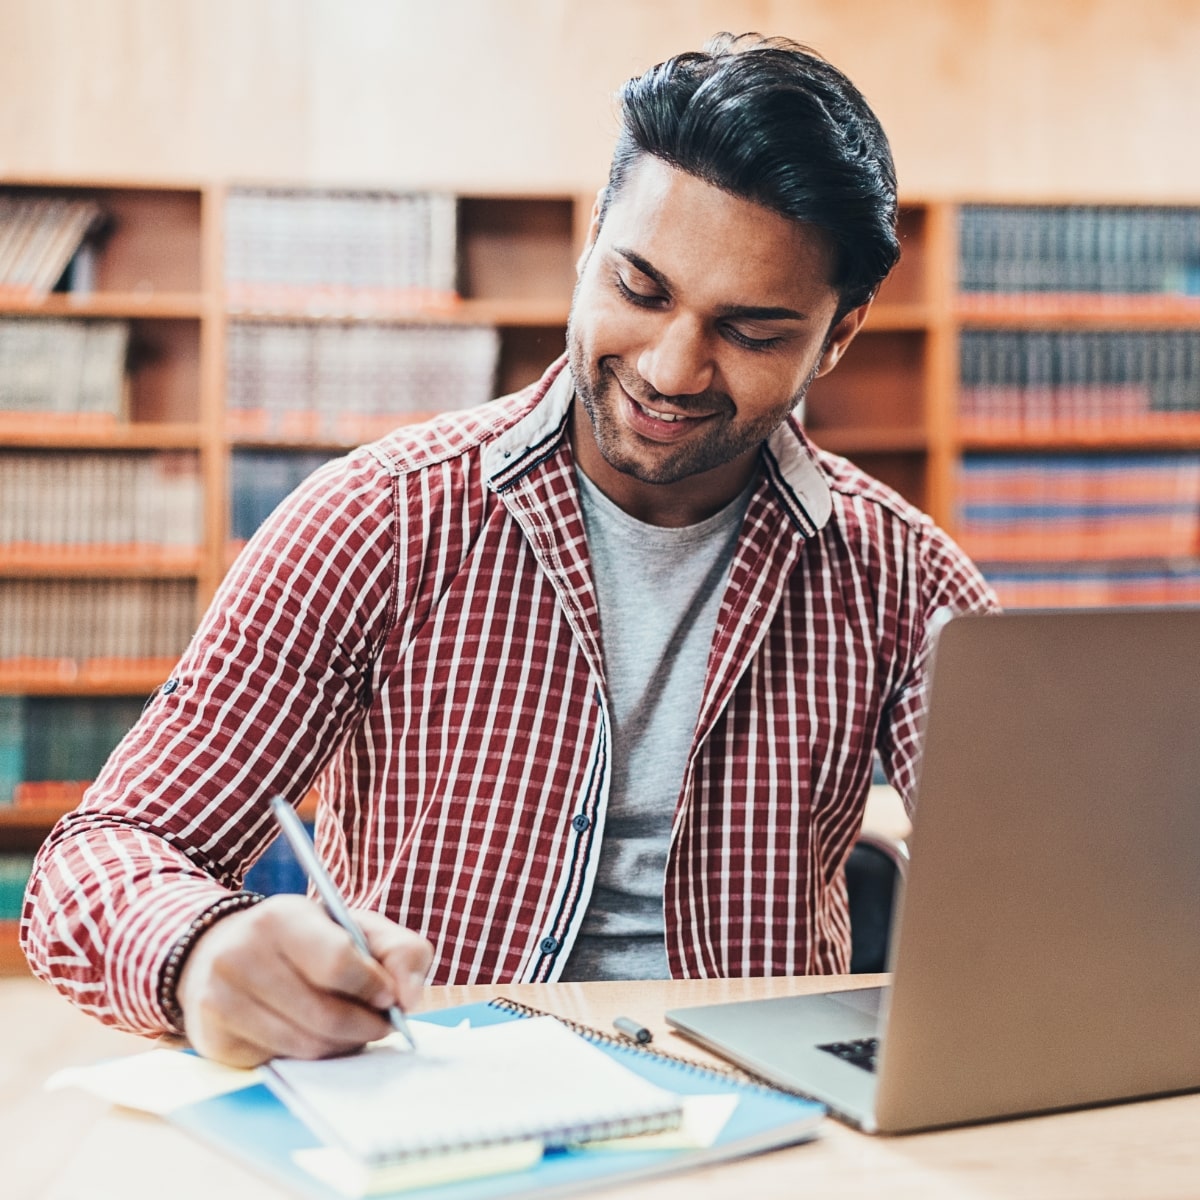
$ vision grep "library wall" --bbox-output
[4,1,1200,969]
[2,0,1200,198]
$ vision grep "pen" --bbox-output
[269,795,416,1050]
[613,1015,653,1044]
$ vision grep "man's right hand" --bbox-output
[176,894,433,1067]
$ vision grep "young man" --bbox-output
[23,34,996,1066]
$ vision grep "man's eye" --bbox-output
[725,325,785,352]
[615,274,663,306]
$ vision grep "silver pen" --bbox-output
[269,795,416,1050]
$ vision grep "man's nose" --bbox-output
[636,315,715,397]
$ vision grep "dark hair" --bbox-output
[603,32,900,317]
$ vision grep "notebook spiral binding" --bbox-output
[487,996,811,1100]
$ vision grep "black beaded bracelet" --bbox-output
[158,891,265,1034]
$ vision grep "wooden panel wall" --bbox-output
[1,0,1199,198]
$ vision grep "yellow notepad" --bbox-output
[264,1016,683,1170]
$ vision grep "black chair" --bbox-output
[845,831,909,974]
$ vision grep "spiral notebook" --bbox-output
[264,1014,683,1167]
[132,998,825,1198]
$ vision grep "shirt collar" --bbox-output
[762,414,834,536]
[482,360,575,491]
[483,359,832,535]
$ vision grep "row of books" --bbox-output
[0,451,203,563]
[230,449,337,545]
[0,195,107,299]
[0,317,130,426]
[224,188,459,316]
[982,560,1200,609]
[0,685,305,899]
[956,453,1200,562]
[959,204,1200,295]
[959,330,1200,433]
[225,320,501,440]
[0,693,145,805]
[0,579,195,682]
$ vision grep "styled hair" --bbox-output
[603,32,900,316]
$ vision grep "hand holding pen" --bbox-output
[172,798,432,1068]
[269,796,418,1049]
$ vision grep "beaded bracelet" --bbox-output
[158,891,265,1034]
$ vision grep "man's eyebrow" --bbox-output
[614,246,810,322]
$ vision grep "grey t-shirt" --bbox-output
[559,469,752,981]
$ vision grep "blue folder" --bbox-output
[167,998,824,1198]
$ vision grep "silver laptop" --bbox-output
[666,608,1200,1134]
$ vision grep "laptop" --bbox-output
[666,608,1200,1134]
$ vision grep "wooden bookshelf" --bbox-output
[0,925,27,974]
[950,201,1200,608]
[0,792,319,843]
[0,180,590,972]
[961,423,1200,451]
[4,183,1200,972]
[806,204,949,517]
[0,423,204,449]
[0,803,73,847]
[0,180,213,973]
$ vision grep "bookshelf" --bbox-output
[0,178,590,970]
[0,182,211,971]
[951,203,1200,607]
[3,184,1200,970]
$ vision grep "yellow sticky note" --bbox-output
[293,1140,543,1197]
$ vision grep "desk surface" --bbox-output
[7,973,1195,1200]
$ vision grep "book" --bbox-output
[265,1016,683,1171]
[0,450,203,566]
[243,818,317,895]
[0,578,194,681]
[0,317,130,427]
[224,188,459,316]
[0,197,106,297]
[0,695,23,805]
[52,998,825,1199]
[224,320,501,443]
[0,852,34,918]
[958,204,1200,297]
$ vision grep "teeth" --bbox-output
[638,403,686,423]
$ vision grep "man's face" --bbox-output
[567,155,868,525]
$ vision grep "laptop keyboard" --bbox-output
[817,1036,880,1073]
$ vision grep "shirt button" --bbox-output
[571,813,590,833]
[540,935,559,955]
[161,678,180,695]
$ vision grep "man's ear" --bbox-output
[576,187,606,276]
[814,300,872,376]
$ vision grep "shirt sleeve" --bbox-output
[20,449,399,1035]
[876,518,1000,812]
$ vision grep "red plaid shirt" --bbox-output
[23,359,996,1034]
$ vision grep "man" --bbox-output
[22,34,996,1067]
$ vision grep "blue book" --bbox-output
[244,826,314,896]
[165,998,824,1198]
[0,695,25,806]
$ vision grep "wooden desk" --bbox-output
[6,973,1193,1200]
